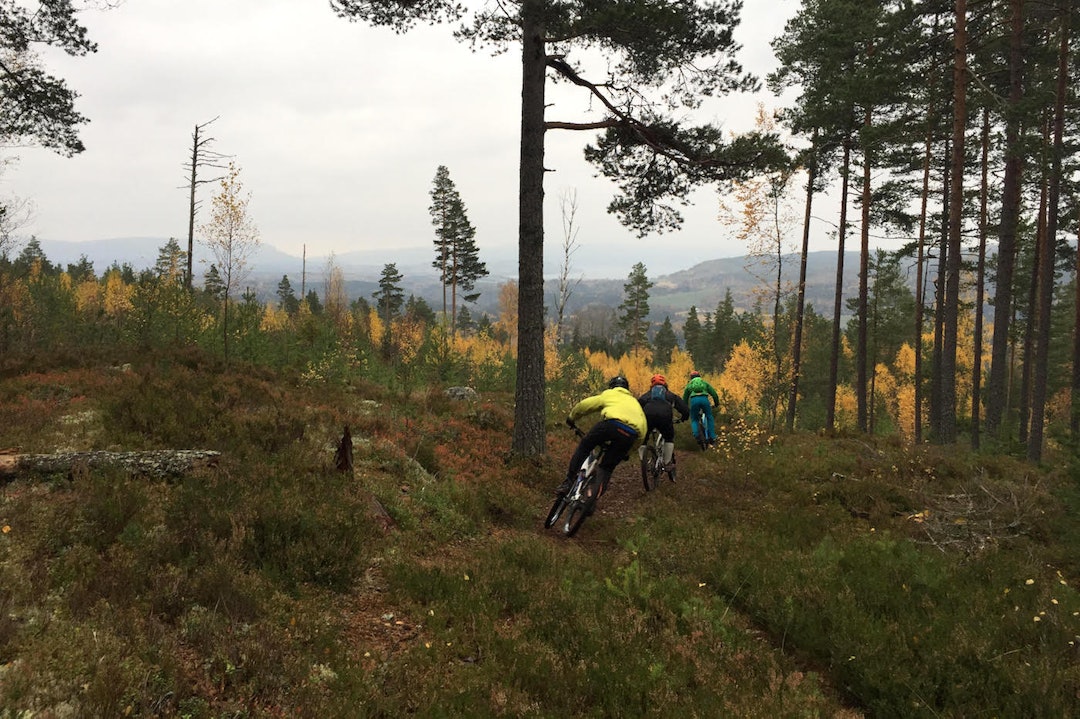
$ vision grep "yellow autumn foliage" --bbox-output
[718,341,774,417]
[666,348,696,394]
[392,317,425,365]
[2,277,30,323]
[451,328,507,384]
[261,303,290,332]
[544,325,562,382]
[368,308,385,347]
[833,384,858,431]
[582,347,657,396]
[74,279,102,316]
[103,269,133,319]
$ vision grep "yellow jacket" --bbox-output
[569,387,648,448]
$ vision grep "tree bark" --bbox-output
[1020,126,1049,446]
[985,0,1025,438]
[786,136,817,433]
[931,139,949,442]
[972,107,990,450]
[914,109,934,445]
[826,135,852,432]
[1072,219,1080,438]
[511,0,548,457]
[939,0,968,444]
[857,108,872,433]
[1027,10,1068,463]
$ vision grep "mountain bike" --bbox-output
[640,424,678,491]
[544,424,608,538]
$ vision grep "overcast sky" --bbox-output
[5,0,809,279]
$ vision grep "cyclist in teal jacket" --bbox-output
[682,370,719,446]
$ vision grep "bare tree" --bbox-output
[552,189,582,345]
[181,117,229,290]
[0,157,32,257]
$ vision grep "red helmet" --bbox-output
[650,374,667,387]
[690,370,701,378]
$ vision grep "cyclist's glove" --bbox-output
[565,416,575,428]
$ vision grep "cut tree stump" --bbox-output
[0,449,221,480]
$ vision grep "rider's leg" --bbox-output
[662,442,675,464]
[690,396,709,441]
[557,425,603,495]
[595,467,612,496]
[705,407,717,442]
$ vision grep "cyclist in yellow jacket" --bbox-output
[555,376,648,497]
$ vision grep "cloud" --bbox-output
[7,0,802,279]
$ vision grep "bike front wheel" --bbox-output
[562,472,604,537]
[562,496,595,537]
[545,495,568,529]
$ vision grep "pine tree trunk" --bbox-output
[511,0,548,458]
[1071,220,1080,436]
[930,149,948,442]
[914,117,934,445]
[1072,220,1080,437]
[939,0,968,445]
[1027,12,1069,463]
[826,135,852,432]
[1019,161,1048,445]
[985,0,1025,438]
[786,137,817,433]
[857,108,872,433]
[972,107,990,450]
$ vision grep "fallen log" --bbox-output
[0,449,221,480]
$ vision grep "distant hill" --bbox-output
[31,236,878,325]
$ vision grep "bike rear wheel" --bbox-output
[641,445,660,491]
[695,412,709,450]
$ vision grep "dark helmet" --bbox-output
[689,370,701,379]
[608,376,630,390]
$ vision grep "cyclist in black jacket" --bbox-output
[637,374,690,470]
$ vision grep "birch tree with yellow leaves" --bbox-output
[199,161,260,363]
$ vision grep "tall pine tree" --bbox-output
[429,165,488,336]
[332,0,784,457]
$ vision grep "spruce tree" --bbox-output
[203,264,225,301]
[653,317,678,366]
[683,306,703,367]
[373,263,405,325]
[618,262,653,351]
[277,275,301,315]
[153,239,186,282]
